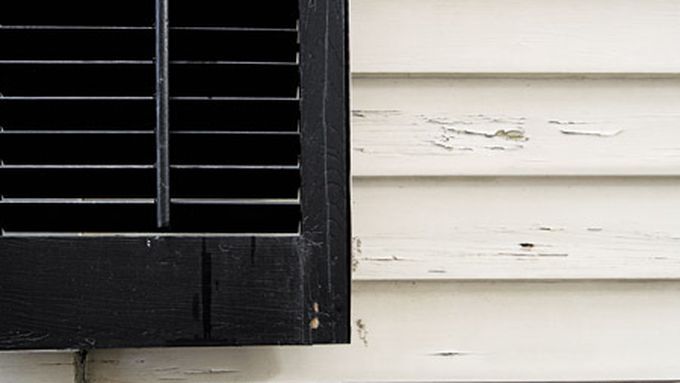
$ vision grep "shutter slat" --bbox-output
[171,164,300,170]
[170,97,299,101]
[172,64,299,97]
[0,168,298,199]
[0,0,153,26]
[171,0,298,28]
[0,99,154,130]
[0,165,155,169]
[171,100,299,131]
[0,204,156,233]
[0,199,154,204]
[0,29,153,60]
[171,198,299,206]
[0,205,300,234]
[170,134,299,166]
[0,133,154,165]
[0,168,153,198]
[172,30,298,62]
[0,63,153,96]
[0,97,153,100]
[0,198,300,206]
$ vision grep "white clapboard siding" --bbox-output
[86,281,680,382]
[0,352,76,383]
[352,77,680,176]
[352,0,680,74]
[352,177,680,280]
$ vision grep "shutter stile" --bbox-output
[0,0,302,235]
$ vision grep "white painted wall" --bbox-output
[3,1,680,382]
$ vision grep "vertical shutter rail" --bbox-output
[155,0,171,228]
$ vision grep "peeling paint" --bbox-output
[485,144,524,151]
[499,252,569,258]
[430,138,474,152]
[352,237,362,272]
[183,368,239,375]
[351,110,402,119]
[430,351,471,357]
[442,126,528,141]
[366,256,403,262]
[425,115,528,142]
[355,319,369,347]
[559,128,623,137]
[548,120,590,126]
[154,367,180,372]
[73,351,88,383]
[538,226,564,232]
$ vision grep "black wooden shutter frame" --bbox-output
[0,0,349,350]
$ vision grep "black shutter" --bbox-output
[0,0,349,349]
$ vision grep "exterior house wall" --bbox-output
[3,0,680,381]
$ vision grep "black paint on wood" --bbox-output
[0,0,350,349]
[155,0,171,228]
[0,237,307,349]
[299,0,351,344]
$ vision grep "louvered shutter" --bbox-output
[0,0,349,349]
[0,1,302,234]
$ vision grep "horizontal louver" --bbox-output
[0,1,301,235]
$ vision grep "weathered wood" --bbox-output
[0,352,76,383]
[352,77,680,176]
[0,0,350,350]
[86,281,680,382]
[299,0,351,344]
[352,0,680,74]
[352,177,680,280]
[0,237,306,349]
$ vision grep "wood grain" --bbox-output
[352,77,680,176]
[85,281,680,382]
[352,0,680,74]
[0,237,307,350]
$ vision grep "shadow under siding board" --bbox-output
[351,177,680,280]
[86,281,680,382]
[351,0,680,73]
[351,77,680,176]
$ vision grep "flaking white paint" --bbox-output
[4,1,680,382]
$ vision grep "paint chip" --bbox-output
[310,317,320,330]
